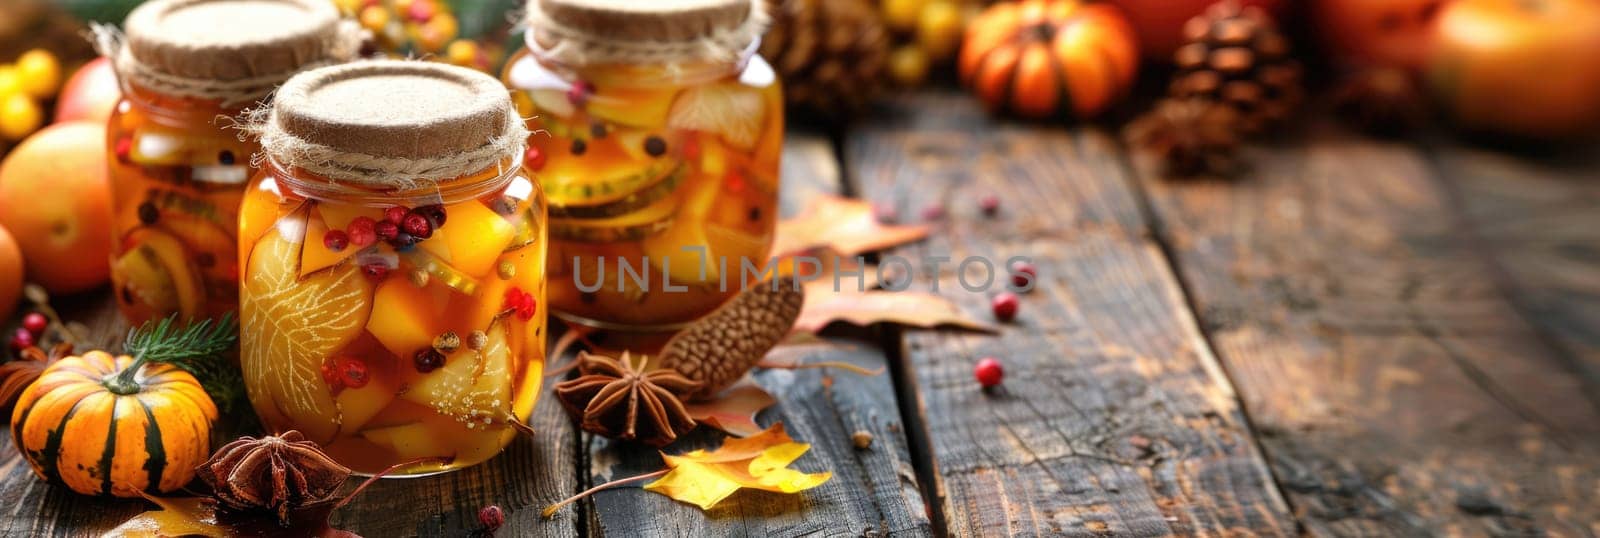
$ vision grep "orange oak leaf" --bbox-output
[644,423,831,510]
[790,260,996,333]
[773,195,929,258]
[685,379,777,437]
[104,495,225,538]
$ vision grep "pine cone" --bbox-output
[1330,67,1429,136]
[1126,98,1241,177]
[1169,1,1302,135]
[760,0,891,120]
[658,277,805,400]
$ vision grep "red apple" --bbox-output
[1312,0,1449,71]
[1110,0,1285,62]
[53,57,121,125]
[1428,0,1600,139]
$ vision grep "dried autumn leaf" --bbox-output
[643,422,831,510]
[685,380,777,437]
[772,195,929,258]
[796,275,995,333]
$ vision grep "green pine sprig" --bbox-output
[109,313,246,415]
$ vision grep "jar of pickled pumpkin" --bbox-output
[239,61,546,475]
[507,0,782,330]
[105,0,359,325]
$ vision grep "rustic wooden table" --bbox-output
[3,91,1598,537]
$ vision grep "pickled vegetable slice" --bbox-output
[115,228,206,319]
[399,321,513,426]
[547,162,683,219]
[551,193,678,243]
[666,82,767,152]
[417,200,517,278]
[241,219,374,445]
[367,276,449,359]
[300,205,361,278]
[586,86,678,128]
[542,155,682,209]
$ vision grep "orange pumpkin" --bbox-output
[959,0,1139,119]
[10,350,217,497]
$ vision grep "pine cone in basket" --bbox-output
[1126,98,1242,177]
[1168,1,1302,135]
[760,0,891,120]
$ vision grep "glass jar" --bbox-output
[106,0,355,325]
[239,61,546,475]
[506,0,783,331]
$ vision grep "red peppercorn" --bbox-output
[980,194,1000,217]
[415,205,447,228]
[401,211,433,239]
[321,360,343,388]
[1010,261,1037,290]
[478,505,505,532]
[339,357,369,389]
[362,263,390,281]
[567,81,594,106]
[724,171,746,194]
[323,229,349,252]
[374,220,399,242]
[347,217,377,247]
[384,206,409,225]
[524,146,546,170]
[114,137,133,164]
[413,348,445,373]
[974,357,1003,388]
[10,327,35,351]
[991,292,1019,322]
[22,312,47,336]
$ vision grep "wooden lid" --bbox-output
[124,0,342,82]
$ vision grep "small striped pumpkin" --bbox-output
[9,350,217,497]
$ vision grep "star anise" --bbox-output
[555,351,703,447]
[0,343,72,417]
[197,430,353,524]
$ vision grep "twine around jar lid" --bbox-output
[249,60,530,190]
[94,0,363,108]
[524,0,769,67]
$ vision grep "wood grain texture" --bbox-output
[848,92,1294,536]
[1426,141,1600,398]
[1130,122,1600,536]
[583,133,934,536]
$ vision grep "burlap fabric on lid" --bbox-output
[252,60,529,188]
[94,0,362,107]
[525,0,770,67]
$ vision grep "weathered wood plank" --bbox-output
[0,290,584,537]
[584,133,934,536]
[1426,141,1600,397]
[848,92,1294,536]
[1130,121,1600,536]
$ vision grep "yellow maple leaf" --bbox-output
[643,423,832,510]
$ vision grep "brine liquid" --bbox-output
[506,51,783,330]
[237,170,547,475]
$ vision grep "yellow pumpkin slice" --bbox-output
[399,321,512,426]
[114,228,206,319]
[366,276,449,359]
[418,200,516,278]
[241,222,374,445]
[299,206,361,278]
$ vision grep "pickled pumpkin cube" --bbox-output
[399,323,512,425]
[419,200,516,278]
[367,277,449,359]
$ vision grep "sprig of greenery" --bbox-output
[114,313,246,414]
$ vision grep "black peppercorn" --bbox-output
[643,136,667,157]
[571,139,587,155]
[590,122,607,138]
[137,202,160,225]
[218,150,235,165]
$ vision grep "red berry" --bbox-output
[991,292,1019,322]
[1010,261,1037,290]
[874,203,898,223]
[114,138,133,163]
[920,203,945,221]
[347,217,377,247]
[384,206,409,224]
[362,263,390,281]
[524,146,546,170]
[415,205,447,227]
[10,327,35,351]
[374,220,399,242]
[407,0,434,21]
[22,312,47,335]
[339,357,369,389]
[478,505,505,531]
[413,348,445,373]
[323,229,350,252]
[974,357,1004,388]
[566,81,594,107]
[980,194,1000,216]
[321,360,343,387]
[401,211,433,239]
[724,171,746,194]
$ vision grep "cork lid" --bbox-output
[526,0,769,66]
[124,0,344,83]
[258,60,528,187]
